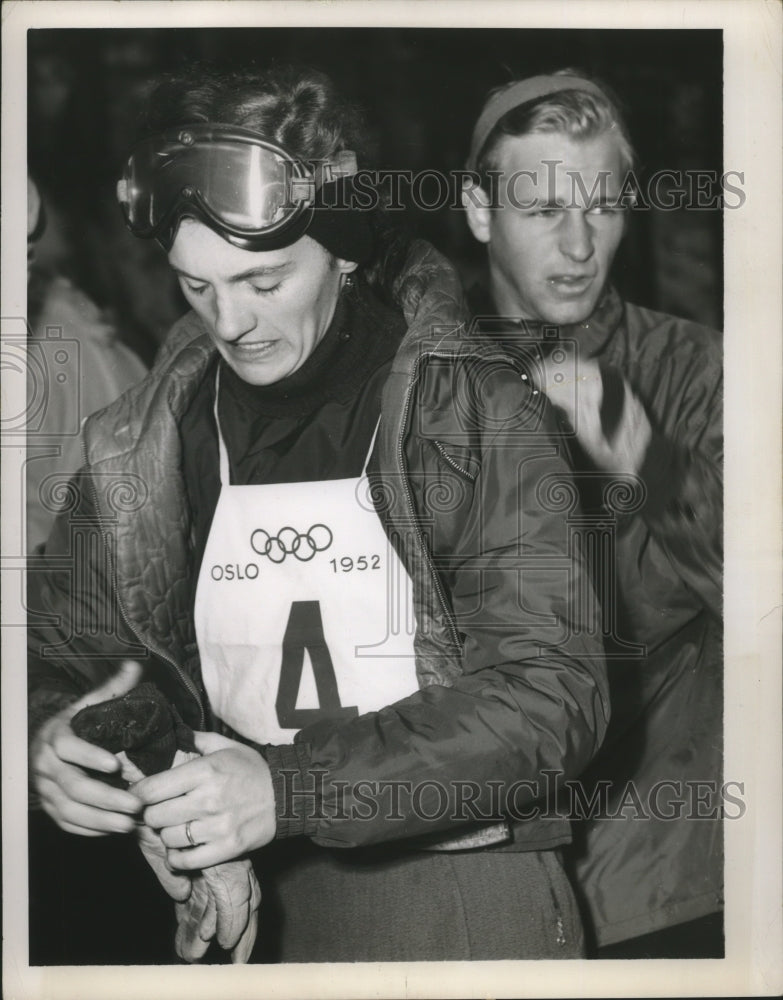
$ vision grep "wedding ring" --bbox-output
[185,820,196,847]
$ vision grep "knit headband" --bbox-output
[466,75,610,172]
[307,176,374,264]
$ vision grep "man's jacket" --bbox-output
[28,241,609,855]
[474,286,723,946]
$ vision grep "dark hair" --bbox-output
[144,63,410,299]
[476,68,636,190]
[145,63,374,170]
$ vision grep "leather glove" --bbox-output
[124,762,261,965]
[72,683,262,963]
[175,858,262,963]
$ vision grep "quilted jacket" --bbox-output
[574,292,723,947]
[27,240,609,854]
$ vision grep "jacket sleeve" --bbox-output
[264,364,609,848]
[631,338,723,618]
[27,470,151,751]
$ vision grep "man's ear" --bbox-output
[462,182,492,245]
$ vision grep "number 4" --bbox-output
[276,601,359,728]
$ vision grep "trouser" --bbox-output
[29,811,583,964]
[251,838,585,963]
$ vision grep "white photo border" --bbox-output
[3,2,781,997]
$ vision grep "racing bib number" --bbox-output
[275,600,359,728]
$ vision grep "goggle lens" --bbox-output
[118,129,316,244]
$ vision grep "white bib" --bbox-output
[194,372,419,744]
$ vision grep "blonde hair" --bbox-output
[476,70,635,183]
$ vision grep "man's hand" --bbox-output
[133,732,277,870]
[30,660,145,835]
[537,355,652,475]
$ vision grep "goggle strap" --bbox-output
[289,177,316,203]
[313,150,359,188]
[326,149,358,181]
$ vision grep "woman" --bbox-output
[28,64,608,963]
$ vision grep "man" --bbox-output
[461,71,723,956]
[26,176,147,552]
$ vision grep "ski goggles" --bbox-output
[116,124,361,252]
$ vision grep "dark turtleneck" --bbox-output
[180,278,406,584]
[467,282,623,361]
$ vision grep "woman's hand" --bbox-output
[132,732,277,870]
[30,660,145,835]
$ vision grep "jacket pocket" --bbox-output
[432,440,478,483]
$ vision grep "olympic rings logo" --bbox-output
[250,524,333,563]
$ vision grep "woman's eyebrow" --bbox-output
[228,263,291,284]
[172,263,291,283]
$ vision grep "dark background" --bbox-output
[28,27,723,365]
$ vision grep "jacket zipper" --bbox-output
[399,354,461,650]
[82,442,206,729]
